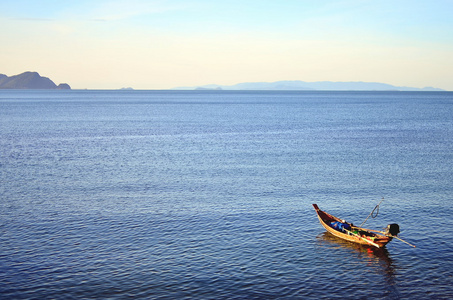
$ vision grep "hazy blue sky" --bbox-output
[1,0,452,89]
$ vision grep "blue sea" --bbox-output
[1,90,452,299]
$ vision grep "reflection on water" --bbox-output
[316,232,397,287]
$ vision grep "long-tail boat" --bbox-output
[312,204,400,248]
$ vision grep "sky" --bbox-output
[1,0,452,90]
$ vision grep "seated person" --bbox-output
[330,221,351,233]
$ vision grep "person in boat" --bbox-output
[329,221,352,233]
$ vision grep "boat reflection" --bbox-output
[317,232,391,257]
[316,231,396,285]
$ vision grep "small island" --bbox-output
[0,72,71,89]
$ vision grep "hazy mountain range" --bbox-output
[174,80,444,91]
[0,72,70,89]
[0,72,445,91]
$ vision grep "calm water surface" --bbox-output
[1,90,452,299]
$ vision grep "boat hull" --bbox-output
[313,204,392,248]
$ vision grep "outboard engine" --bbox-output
[385,223,400,236]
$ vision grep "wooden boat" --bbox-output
[312,204,398,248]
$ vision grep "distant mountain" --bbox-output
[173,80,444,91]
[0,72,71,89]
